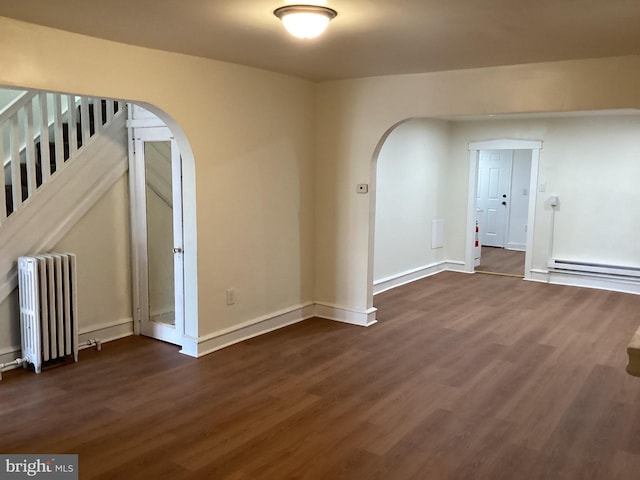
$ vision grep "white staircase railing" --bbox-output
[1,91,125,226]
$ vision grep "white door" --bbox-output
[133,127,184,345]
[477,150,513,247]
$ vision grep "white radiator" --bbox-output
[18,253,79,373]
[547,258,640,278]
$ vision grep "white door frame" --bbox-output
[128,124,185,346]
[465,139,543,280]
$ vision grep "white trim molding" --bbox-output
[374,261,471,295]
[0,344,22,366]
[78,317,134,345]
[314,302,378,327]
[468,139,543,151]
[184,301,379,358]
[527,269,551,284]
[374,261,448,294]
[178,335,199,358]
[526,268,640,295]
[548,272,640,295]
[187,303,315,358]
[445,261,469,273]
[0,317,133,374]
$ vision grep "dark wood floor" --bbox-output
[2,272,640,479]
[476,246,526,276]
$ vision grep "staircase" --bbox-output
[0,91,128,301]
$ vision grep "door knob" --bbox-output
[173,247,183,254]
[502,194,507,198]
[501,201,507,206]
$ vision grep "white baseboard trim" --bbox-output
[548,271,640,295]
[373,262,448,295]
[0,317,133,375]
[527,269,550,283]
[314,302,377,327]
[445,261,470,273]
[178,335,199,358]
[190,303,315,358]
[78,317,134,345]
[185,301,379,358]
[0,345,22,366]
[373,261,473,296]
[526,268,640,295]
[506,243,526,251]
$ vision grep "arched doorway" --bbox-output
[368,121,544,309]
[127,102,199,356]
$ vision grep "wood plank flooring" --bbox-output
[476,246,525,276]
[2,272,640,479]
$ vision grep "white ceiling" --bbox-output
[1,0,640,81]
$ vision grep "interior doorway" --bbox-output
[129,106,185,346]
[466,139,542,280]
[475,149,530,276]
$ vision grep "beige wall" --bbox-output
[0,290,19,358]
[315,56,640,312]
[0,176,131,355]
[0,16,316,343]
[53,176,133,333]
[374,118,450,281]
[539,116,640,267]
[2,15,639,350]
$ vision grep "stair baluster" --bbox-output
[24,100,38,196]
[9,116,21,212]
[38,93,52,184]
[1,92,124,226]
[53,95,65,173]
[106,99,114,124]
[80,97,90,149]
[67,95,78,157]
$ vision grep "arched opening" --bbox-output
[0,86,198,358]
[370,118,451,298]
[127,103,198,355]
[368,110,640,313]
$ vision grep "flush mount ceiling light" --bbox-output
[273,4,338,39]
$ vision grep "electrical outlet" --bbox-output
[226,289,236,305]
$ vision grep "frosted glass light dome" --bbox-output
[274,5,338,39]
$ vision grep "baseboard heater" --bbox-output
[547,259,640,279]
[18,253,79,373]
